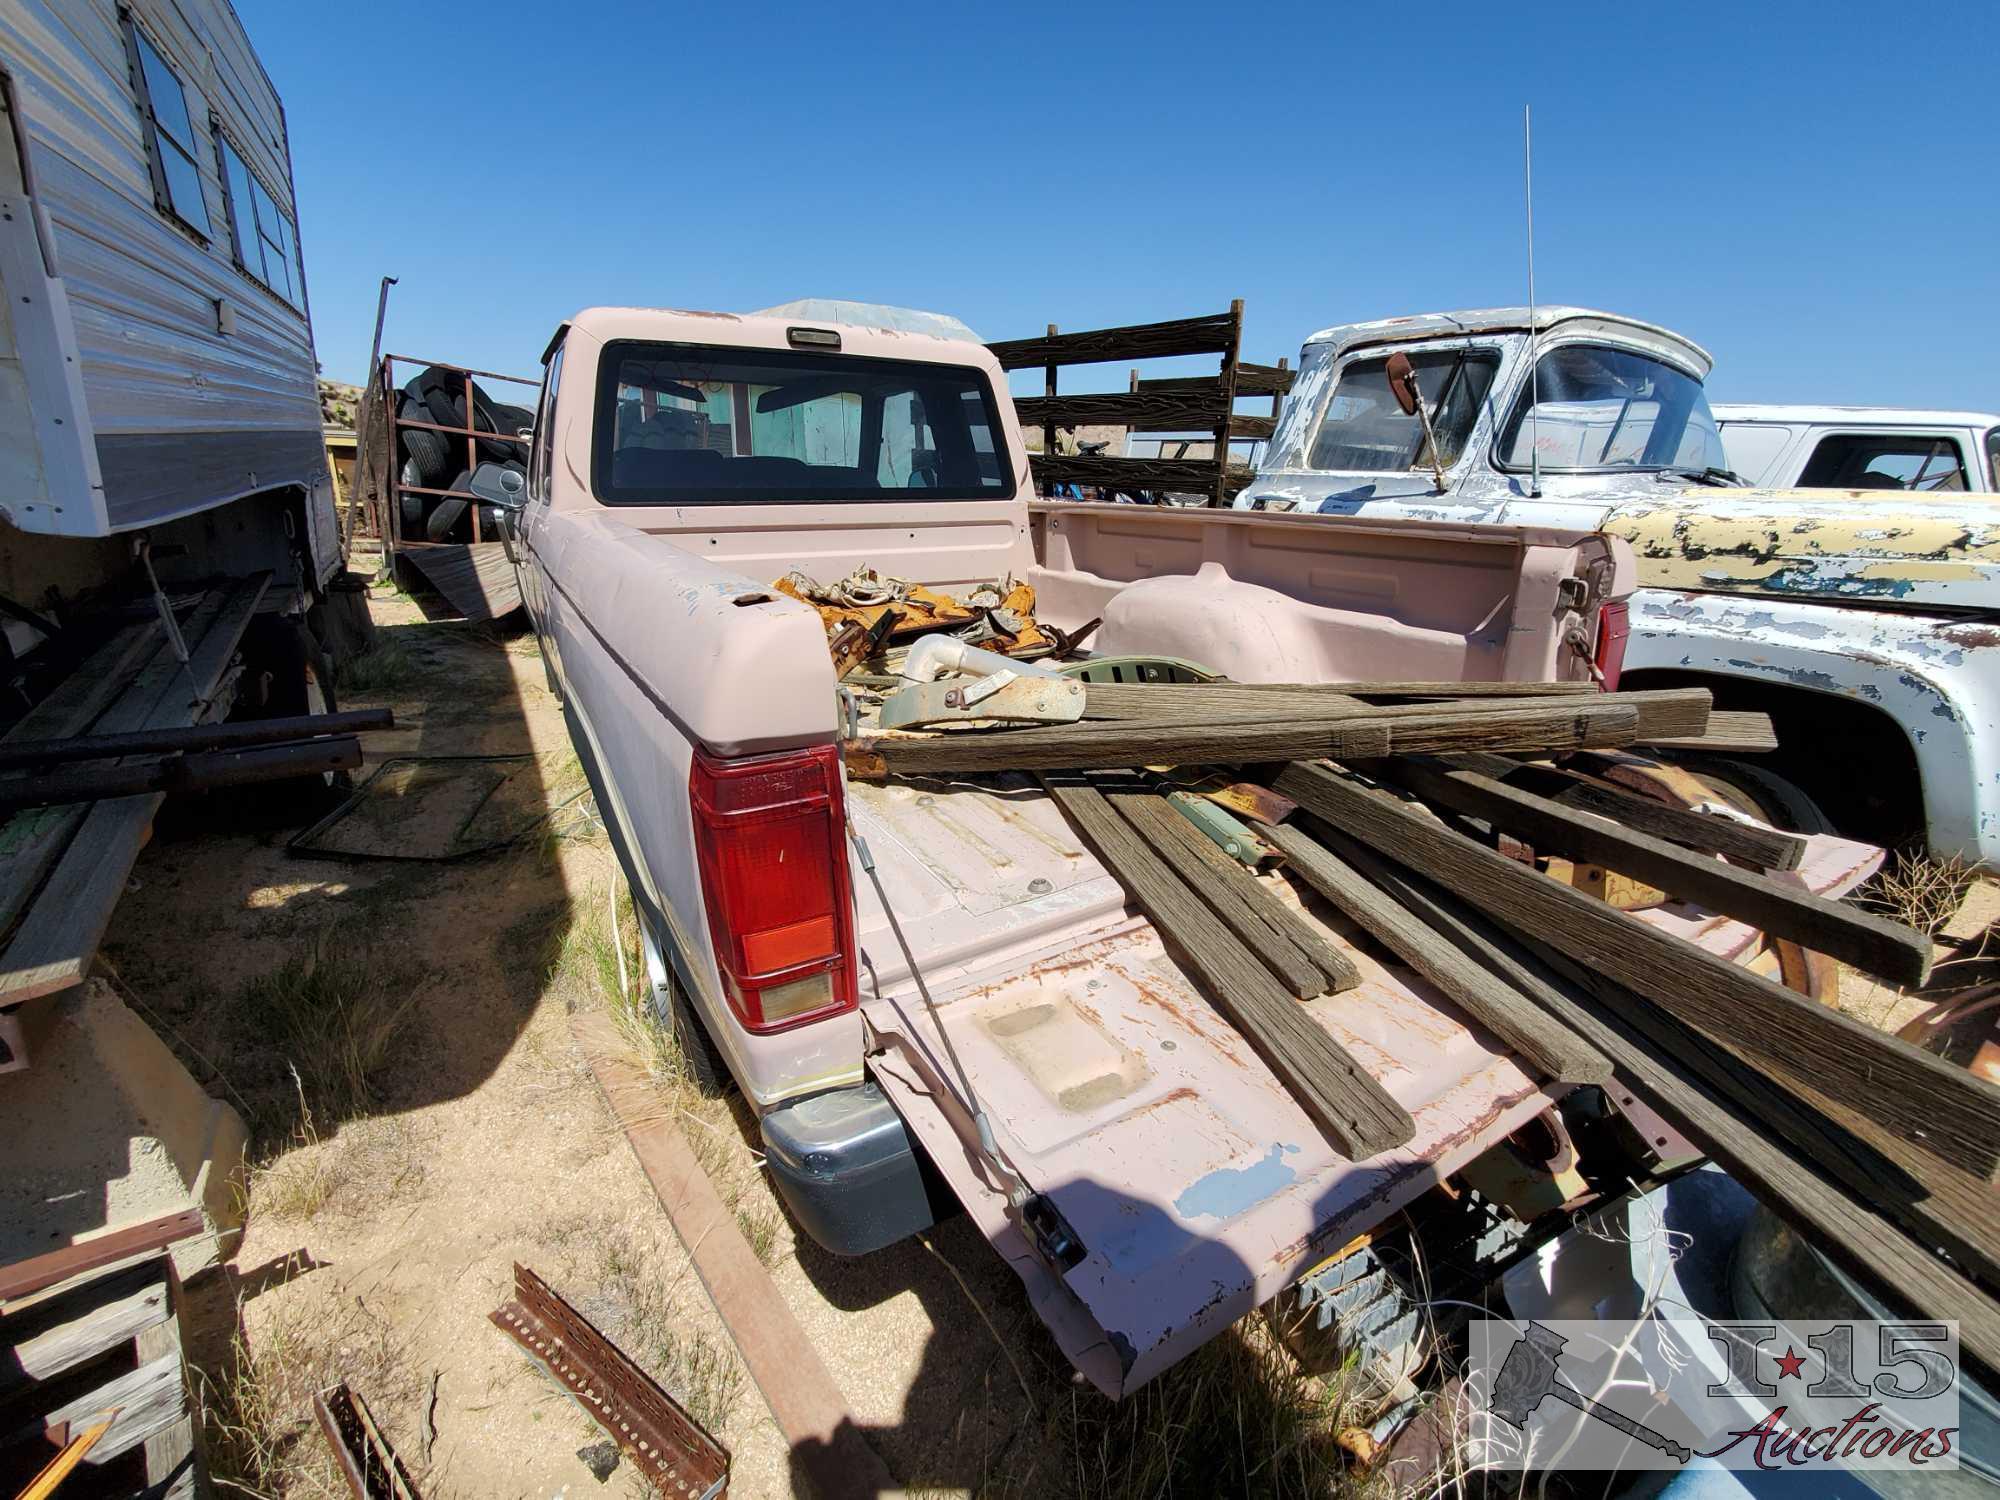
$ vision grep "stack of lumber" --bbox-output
[0,574,269,1058]
[843,676,2000,1373]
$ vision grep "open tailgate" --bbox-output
[854,780,1885,1397]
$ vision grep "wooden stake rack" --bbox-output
[988,303,1293,506]
[840,674,2000,1375]
[0,1214,210,1497]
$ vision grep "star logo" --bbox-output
[1774,1346,1807,1381]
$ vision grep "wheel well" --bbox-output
[1620,668,1924,852]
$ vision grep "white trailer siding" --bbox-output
[0,0,326,535]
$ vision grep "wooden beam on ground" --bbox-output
[1265,821,1609,1084]
[573,1012,896,1500]
[1273,760,2000,1179]
[847,700,1642,779]
[1338,849,2000,1370]
[0,1259,171,1396]
[1103,785,1356,996]
[1370,756,1928,985]
[1447,756,1806,872]
[1638,709,1777,752]
[1040,773,1412,1157]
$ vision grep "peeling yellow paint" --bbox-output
[1607,493,2000,601]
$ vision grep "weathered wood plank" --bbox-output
[1516,935,2000,1291]
[1266,820,1609,1084]
[1104,786,1349,997]
[1449,756,1807,872]
[850,700,1641,779]
[401,542,522,622]
[0,576,270,1005]
[988,312,1238,369]
[1040,773,1412,1157]
[13,1350,186,1466]
[1638,709,1777,752]
[0,1260,170,1397]
[1341,848,2000,1363]
[1148,793,1361,992]
[1028,455,1222,494]
[1371,756,1929,985]
[0,622,170,940]
[1077,684,1695,731]
[1139,362,1295,397]
[1274,760,2000,1178]
[1014,390,1227,432]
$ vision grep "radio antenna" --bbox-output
[1524,104,1541,499]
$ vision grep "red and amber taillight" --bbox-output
[689,743,855,1033]
[1594,602,1631,693]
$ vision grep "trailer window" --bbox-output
[215,130,302,309]
[1308,351,1497,472]
[125,22,211,238]
[1798,433,1968,492]
[592,342,1011,505]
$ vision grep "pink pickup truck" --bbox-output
[501,304,1879,1396]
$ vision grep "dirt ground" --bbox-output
[104,580,1981,1498]
[106,584,1373,1499]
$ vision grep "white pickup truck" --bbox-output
[1716,403,2000,493]
[1234,308,2000,867]
[502,303,1877,1396]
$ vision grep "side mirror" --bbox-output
[467,462,527,510]
[1384,351,1421,417]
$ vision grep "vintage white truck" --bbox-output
[503,302,1880,1396]
[1716,402,2000,492]
[1234,308,2000,867]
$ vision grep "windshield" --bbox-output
[592,342,1009,504]
[1308,350,1498,472]
[1497,345,1724,474]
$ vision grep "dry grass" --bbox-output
[1038,1317,1384,1500]
[1864,851,1977,938]
[208,929,418,1148]
[337,631,422,693]
[201,1278,427,1499]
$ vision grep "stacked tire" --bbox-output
[395,365,531,544]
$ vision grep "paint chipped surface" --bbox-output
[1175,1143,1301,1220]
[1609,494,2000,610]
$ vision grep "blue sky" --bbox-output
[250,0,1998,410]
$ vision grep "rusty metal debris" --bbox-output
[778,566,1056,668]
[490,1264,729,1499]
[313,1382,422,1500]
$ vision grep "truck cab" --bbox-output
[1233,306,1729,526]
[1237,307,2000,868]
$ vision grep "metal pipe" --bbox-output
[0,737,362,810]
[899,635,1062,684]
[0,708,392,769]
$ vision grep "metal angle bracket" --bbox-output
[490,1263,729,1499]
[313,1381,422,1500]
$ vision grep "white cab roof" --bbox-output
[1713,403,2000,428]
[1299,306,1714,377]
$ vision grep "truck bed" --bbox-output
[843,697,1884,1396]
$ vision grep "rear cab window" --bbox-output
[1797,433,1967,492]
[591,342,1010,505]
